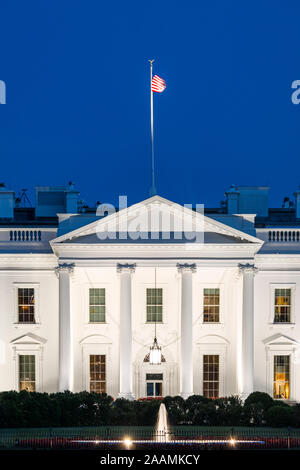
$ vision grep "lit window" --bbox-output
[273,355,290,399]
[18,288,35,323]
[274,288,291,323]
[146,288,163,323]
[203,355,219,398]
[203,288,220,323]
[19,355,35,392]
[90,355,106,393]
[89,288,106,323]
[146,373,163,397]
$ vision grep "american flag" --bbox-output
[151,75,166,93]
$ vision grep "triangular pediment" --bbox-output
[51,195,263,246]
[263,334,298,346]
[10,333,47,345]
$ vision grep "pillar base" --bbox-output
[118,392,135,401]
[180,392,194,400]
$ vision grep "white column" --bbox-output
[177,263,196,399]
[239,263,257,399]
[117,263,136,400]
[55,263,74,392]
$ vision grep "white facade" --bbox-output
[1,191,300,402]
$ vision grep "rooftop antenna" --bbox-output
[19,188,32,207]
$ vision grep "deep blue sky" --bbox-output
[0,1,300,209]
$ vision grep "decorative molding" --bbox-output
[116,263,136,273]
[55,263,75,277]
[177,263,197,273]
[238,263,258,275]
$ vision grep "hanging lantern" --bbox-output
[149,336,161,365]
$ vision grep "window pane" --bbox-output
[146,288,163,322]
[19,355,35,392]
[90,355,106,393]
[203,289,220,323]
[203,355,219,398]
[273,355,290,399]
[18,288,35,323]
[89,288,106,322]
[274,289,291,323]
[147,383,154,396]
[155,382,163,397]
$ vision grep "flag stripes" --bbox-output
[151,75,166,93]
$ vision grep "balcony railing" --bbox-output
[10,230,42,242]
[268,230,300,242]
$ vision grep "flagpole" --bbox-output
[149,59,156,196]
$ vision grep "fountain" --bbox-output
[155,403,169,442]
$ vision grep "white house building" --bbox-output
[0,183,300,402]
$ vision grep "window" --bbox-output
[273,355,290,399]
[146,373,163,397]
[274,289,291,323]
[203,288,220,323]
[89,355,106,393]
[146,288,163,323]
[203,355,219,398]
[19,355,36,392]
[89,288,106,323]
[18,288,35,323]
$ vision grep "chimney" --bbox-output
[294,186,300,218]
[0,183,15,219]
[225,185,239,214]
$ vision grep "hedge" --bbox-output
[0,390,298,428]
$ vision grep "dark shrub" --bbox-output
[186,395,212,424]
[163,396,186,425]
[244,392,274,410]
[243,392,275,426]
[111,398,137,425]
[190,401,217,425]
[134,400,161,426]
[214,396,243,426]
[266,405,294,427]
[291,403,300,428]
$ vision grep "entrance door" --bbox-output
[146,373,163,397]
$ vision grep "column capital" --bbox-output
[117,263,136,274]
[55,263,75,277]
[238,263,258,276]
[177,262,197,273]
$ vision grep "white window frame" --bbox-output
[269,283,296,326]
[195,341,227,397]
[266,344,296,401]
[145,373,163,397]
[13,283,40,326]
[144,284,167,324]
[198,283,225,326]
[80,337,112,394]
[12,345,43,392]
[83,283,110,325]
